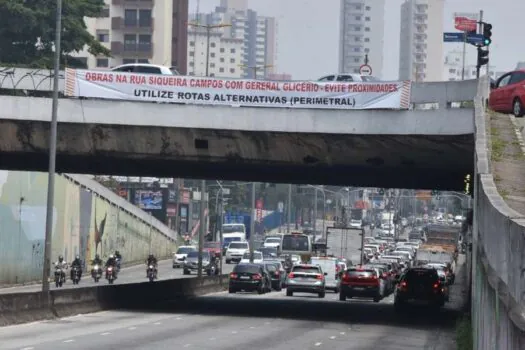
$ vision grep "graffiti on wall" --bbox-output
[0,171,175,285]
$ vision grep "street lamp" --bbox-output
[187,22,231,77]
[238,64,273,80]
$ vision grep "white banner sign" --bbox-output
[65,68,412,110]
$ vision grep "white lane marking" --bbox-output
[209,337,216,340]
[128,327,137,330]
[340,332,345,335]
[231,331,238,334]
[100,332,111,335]
[264,321,271,325]
[249,326,255,329]
[315,342,322,346]
[183,344,191,348]
[154,322,161,325]
[63,339,75,343]
[329,336,336,339]
[20,347,34,350]
[176,317,182,320]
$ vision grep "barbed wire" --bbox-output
[0,66,64,90]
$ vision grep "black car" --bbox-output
[183,251,217,275]
[264,261,285,291]
[229,263,271,294]
[394,267,446,309]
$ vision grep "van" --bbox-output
[310,257,340,292]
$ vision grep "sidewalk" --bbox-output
[488,110,525,214]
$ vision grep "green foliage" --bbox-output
[456,314,473,350]
[0,0,110,68]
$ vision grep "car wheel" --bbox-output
[257,286,264,294]
[334,287,340,294]
[339,292,346,301]
[286,290,293,297]
[228,288,236,294]
[514,98,524,117]
[318,292,325,298]
[226,259,231,264]
[183,269,190,275]
[373,295,381,303]
[275,285,282,291]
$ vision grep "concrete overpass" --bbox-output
[0,66,476,190]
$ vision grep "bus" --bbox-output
[281,232,312,262]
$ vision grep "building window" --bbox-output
[365,27,370,32]
[364,48,370,53]
[365,17,370,21]
[189,61,194,67]
[355,5,362,10]
[96,58,109,67]
[355,26,361,31]
[230,58,235,63]
[220,48,225,53]
[354,37,361,42]
[189,51,194,56]
[210,42,216,48]
[100,6,110,17]
[354,58,360,63]
[355,16,361,21]
[210,53,216,58]
[365,6,371,10]
[230,48,236,53]
[190,41,195,46]
[210,63,215,68]
[123,59,136,64]
[230,68,235,73]
[353,47,360,52]
[124,34,136,51]
[138,34,151,51]
[137,59,149,64]
[353,68,359,73]
[219,68,225,73]
[220,58,225,63]
[210,73,215,77]
[138,9,152,27]
[124,9,137,26]
[96,30,109,43]
[364,38,370,42]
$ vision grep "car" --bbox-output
[225,241,249,264]
[310,256,341,293]
[393,267,446,309]
[111,63,180,75]
[489,70,525,117]
[258,247,279,260]
[240,251,264,264]
[285,264,326,298]
[317,73,381,82]
[229,263,271,294]
[182,251,217,275]
[172,245,196,268]
[264,261,286,290]
[263,236,282,249]
[339,266,386,302]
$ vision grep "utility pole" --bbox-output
[42,0,62,293]
[287,184,292,233]
[197,180,207,280]
[239,64,273,80]
[187,22,231,76]
[249,182,256,262]
[313,189,318,240]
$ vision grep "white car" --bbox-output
[317,73,380,82]
[111,63,180,75]
[263,236,281,249]
[172,246,197,268]
[240,251,264,264]
[349,219,362,229]
[225,241,249,264]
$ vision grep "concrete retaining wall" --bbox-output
[0,275,226,326]
[473,78,525,349]
[0,171,177,286]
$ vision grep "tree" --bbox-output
[0,0,110,68]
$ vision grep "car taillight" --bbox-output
[316,274,324,280]
[342,273,351,282]
[382,272,388,278]
[229,273,237,279]
[274,271,280,276]
[399,281,408,290]
[433,282,440,289]
[252,274,262,280]
[288,273,295,279]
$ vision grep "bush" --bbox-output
[456,313,473,350]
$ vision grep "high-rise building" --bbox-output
[77,0,188,72]
[339,0,385,78]
[399,0,444,82]
[444,49,501,81]
[188,1,277,79]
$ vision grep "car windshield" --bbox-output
[265,237,281,243]
[347,269,376,278]
[259,247,278,258]
[223,225,245,234]
[176,247,195,254]
[187,251,201,258]
[229,242,248,249]
[203,242,219,249]
[404,269,438,283]
[265,264,277,272]
[242,252,263,260]
[234,264,260,273]
[292,266,320,274]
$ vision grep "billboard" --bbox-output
[135,190,163,210]
[453,12,478,32]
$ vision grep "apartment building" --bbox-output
[399,0,444,82]
[78,0,188,72]
[339,0,385,78]
[188,30,244,78]
[444,49,502,81]
[188,0,277,79]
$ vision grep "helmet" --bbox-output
[58,256,63,262]
[95,254,100,259]
[149,254,154,259]
[76,255,80,260]
[109,254,114,259]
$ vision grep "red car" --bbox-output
[489,70,525,117]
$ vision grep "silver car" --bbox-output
[285,264,326,298]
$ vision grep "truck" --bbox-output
[325,227,362,264]
[349,209,367,228]
[415,224,460,268]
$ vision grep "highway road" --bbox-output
[0,283,462,350]
[0,258,235,295]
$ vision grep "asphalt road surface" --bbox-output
[0,284,461,350]
[0,259,235,295]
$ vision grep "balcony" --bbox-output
[112,0,154,6]
[111,41,153,58]
[112,17,154,31]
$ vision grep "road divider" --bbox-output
[0,275,227,327]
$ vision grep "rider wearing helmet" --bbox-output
[70,254,83,280]
[55,255,68,280]
[145,254,158,277]
[92,254,103,266]
[105,254,117,268]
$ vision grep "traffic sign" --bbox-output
[359,64,372,75]
[443,32,465,42]
[466,33,484,45]
[278,201,284,213]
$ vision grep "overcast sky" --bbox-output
[189,0,521,80]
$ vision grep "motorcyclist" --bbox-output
[145,254,158,278]
[92,254,103,266]
[70,255,83,280]
[114,250,122,270]
[54,255,68,280]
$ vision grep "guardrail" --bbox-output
[0,275,226,326]
[473,76,525,349]
[0,66,478,108]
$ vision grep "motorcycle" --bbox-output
[91,264,102,282]
[54,264,66,288]
[206,257,220,276]
[106,266,116,284]
[71,265,81,285]
[147,265,157,282]
[115,258,121,272]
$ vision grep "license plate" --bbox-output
[353,287,365,291]
[240,276,250,280]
